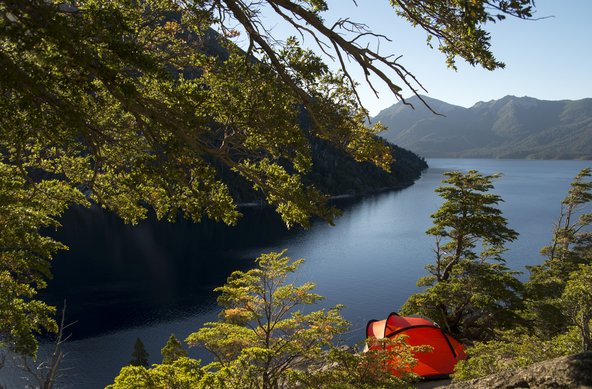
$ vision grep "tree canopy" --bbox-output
[1,0,534,357]
[451,168,592,381]
[1,0,535,227]
[526,168,592,337]
[401,170,522,339]
[161,334,188,365]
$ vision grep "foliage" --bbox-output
[452,168,592,381]
[452,327,582,381]
[161,334,188,365]
[110,251,423,388]
[130,338,149,367]
[185,250,348,389]
[561,264,592,351]
[526,168,592,337]
[390,0,534,70]
[401,170,522,339]
[0,162,87,357]
[293,337,428,389]
[107,357,205,389]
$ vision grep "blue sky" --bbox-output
[253,0,592,115]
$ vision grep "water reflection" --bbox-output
[43,205,297,338]
[42,198,367,339]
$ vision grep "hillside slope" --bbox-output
[374,95,592,159]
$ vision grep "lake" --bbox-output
[1,159,590,388]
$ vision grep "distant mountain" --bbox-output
[373,95,592,159]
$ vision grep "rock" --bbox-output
[446,352,592,389]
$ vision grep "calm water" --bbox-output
[2,159,590,388]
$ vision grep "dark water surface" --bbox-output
[2,159,590,388]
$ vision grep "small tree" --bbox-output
[130,338,149,367]
[401,170,522,339]
[297,337,428,389]
[561,264,592,351]
[451,327,581,381]
[186,250,349,389]
[526,168,592,337]
[161,334,188,365]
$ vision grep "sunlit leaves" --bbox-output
[110,251,424,388]
[107,357,205,389]
[298,336,427,388]
[0,163,87,356]
[452,328,581,380]
[185,250,349,388]
[1,0,534,360]
[561,264,592,351]
[452,168,592,381]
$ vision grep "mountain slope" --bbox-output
[373,95,592,159]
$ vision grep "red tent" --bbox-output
[366,312,467,379]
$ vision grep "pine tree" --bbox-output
[130,338,149,367]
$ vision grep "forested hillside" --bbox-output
[374,95,592,159]
[221,137,427,204]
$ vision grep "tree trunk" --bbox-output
[582,313,591,352]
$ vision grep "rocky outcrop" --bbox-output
[446,352,592,389]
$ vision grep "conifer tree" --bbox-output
[130,338,149,367]
[401,170,522,339]
[526,168,592,337]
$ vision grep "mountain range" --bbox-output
[373,95,592,159]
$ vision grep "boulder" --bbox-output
[446,352,592,389]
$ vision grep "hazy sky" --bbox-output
[254,0,592,115]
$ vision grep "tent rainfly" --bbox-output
[366,312,467,379]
